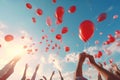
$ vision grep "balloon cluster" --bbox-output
[26,3,43,23]
[94,51,103,58]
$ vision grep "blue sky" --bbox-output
[0,0,120,80]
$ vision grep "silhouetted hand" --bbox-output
[79,52,86,64]
[111,64,119,72]
[86,54,96,65]
[35,64,40,71]
[52,71,55,76]
[43,76,47,80]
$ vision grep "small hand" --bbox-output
[111,64,119,72]
[79,52,87,64]
[43,76,47,80]
[52,71,55,75]
[25,64,28,69]
[86,54,96,65]
[36,64,40,71]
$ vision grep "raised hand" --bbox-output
[86,54,96,65]
[79,52,87,64]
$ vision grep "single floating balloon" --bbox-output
[108,34,115,43]
[61,27,68,34]
[50,28,55,32]
[52,0,56,3]
[97,13,107,22]
[4,34,14,42]
[55,6,64,19]
[113,15,118,19]
[56,34,62,40]
[64,46,70,52]
[95,40,99,44]
[68,5,76,13]
[36,8,43,16]
[97,51,103,58]
[46,16,52,26]
[32,17,36,23]
[109,59,113,63]
[79,20,95,42]
[26,3,32,9]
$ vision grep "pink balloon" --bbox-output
[95,40,99,44]
[4,34,14,42]
[115,30,120,38]
[46,16,52,26]
[50,28,55,32]
[113,15,118,19]
[109,59,113,63]
[32,17,36,23]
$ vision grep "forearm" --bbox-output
[21,69,27,80]
[92,63,119,80]
[75,60,83,77]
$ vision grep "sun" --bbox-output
[4,41,26,57]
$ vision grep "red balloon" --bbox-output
[56,18,63,25]
[36,8,43,16]
[68,5,76,13]
[55,6,64,19]
[32,17,36,23]
[97,51,103,58]
[56,34,62,40]
[115,30,120,35]
[64,46,70,52]
[26,3,32,9]
[103,40,110,45]
[78,34,87,42]
[4,34,14,42]
[97,13,107,22]
[79,20,95,42]
[108,34,115,43]
[61,27,68,34]
[52,0,56,3]
[46,16,52,26]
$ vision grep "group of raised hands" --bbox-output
[0,52,120,80]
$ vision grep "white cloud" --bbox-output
[0,22,7,29]
[64,53,78,63]
[107,6,114,12]
[48,54,62,71]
